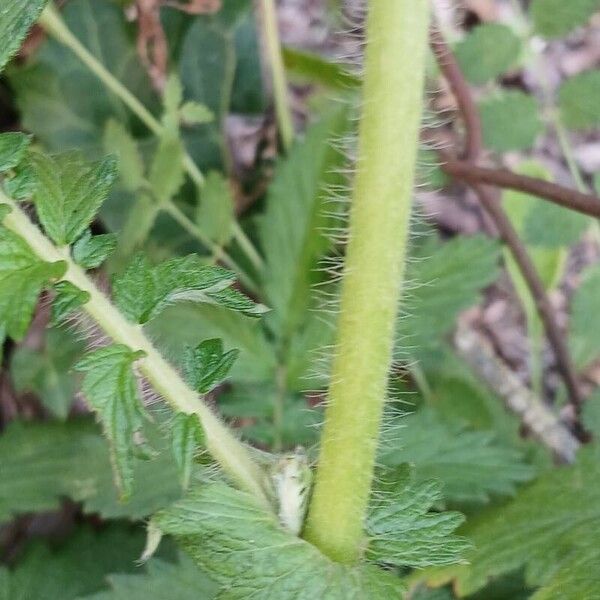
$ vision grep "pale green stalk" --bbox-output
[0,191,269,508]
[38,4,265,275]
[303,0,430,564]
[259,0,294,151]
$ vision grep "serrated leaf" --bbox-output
[0,132,31,172]
[183,338,239,394]
[72,229,118,269]
[0,525,146,600]
[455,24,521,85]
[0,224,66,339]
[149,133,185,203]
[397,235,501,355]
[3,157,37,200]
[558,70,600,130]
[10,327,84,419]
[171,413,205,490]
[441,447,600,597]
[113,254,265,324]
[31,152,118,245]
[84,555,218,600]
[258,108,350,338]
[196,171,234,246]
[0,419,184,522]
[379,409,535,504]
[75,345,147,499]
[103,119,145,192]
[569,264,600,368]
[479,91,543,152]
[530,0,600,38]
[152,483,404,599]
[180,101,214,125]
[51,280,90,325]
[164,74,184,121]
[0,0,48,73]
[366,467,471,568]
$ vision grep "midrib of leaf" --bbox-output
[0,190,269,508]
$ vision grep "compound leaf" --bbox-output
[75,345,147,499]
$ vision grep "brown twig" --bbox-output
[430,26,584,413]
[442,158,600,219]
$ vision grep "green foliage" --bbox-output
[86,555,218,600]
[0,525,145,600]
[443,448,600,598]
[366,468,471,568]
[51,280,90,324]
[103,120,145,193]
[31,152,117,245]
[10,327,84,419]
[75,345,147,499]
[152,482,405,599]
[559,70,600,130]
[397,235,501,354]
[258,108,349,337]
[196,171,234,246]
[455,24,521,85]
[113,254,266,324]
[0,0,48,72]
[72,229,118,269]
[0,132,31,172]
[183,338,239,394]
[170,413,205,490]
[530,0,600,38]
[582,391,600,438]
[380,409,535,504]
[0,419,183,521]
[0,217,66,339]
[479,91,543,152]
[569,265,600,368]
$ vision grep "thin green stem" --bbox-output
[38,4,265,275]
[259,0,294,151]
[0,190,269,507]
[303,0,430,564]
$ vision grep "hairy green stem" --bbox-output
[0,191,269,507]
[303,1,430,563]
[38,4,265,275]
[259,0,294,151]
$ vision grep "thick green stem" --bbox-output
[303,1,430,564]
[0,191,269,508]
[259,0,294,151]
[38,4,265,275]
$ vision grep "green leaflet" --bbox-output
[183,338,239,394]
[180,101,214,126]
[103,119,146,193]
[443,447,600,597]
[379,409,535,504]
[0,525,146,600]
[85,555,218,600]
[148,133,185,204]
[3,157,37,200]
[31,152,118,246]
[196,171,234,246]
[479,91,543,152]
[454,23,521,85]
[152,483,404,599]
[0,132,31,172]
[559,70,600,130]
[0,0,48,72]
[258,108,349,338]
[0,419,185,522]
[569,265,600,368]
[51,280,90,324]
[72,229,118,269]
[366,467,471,568]
[530,0,600,38]
[170,413,205,490]
[396,235,501,355]
[113,254,266,324]
[75,345,148,499]
[10,327,84,419]
[0,220,66,339]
